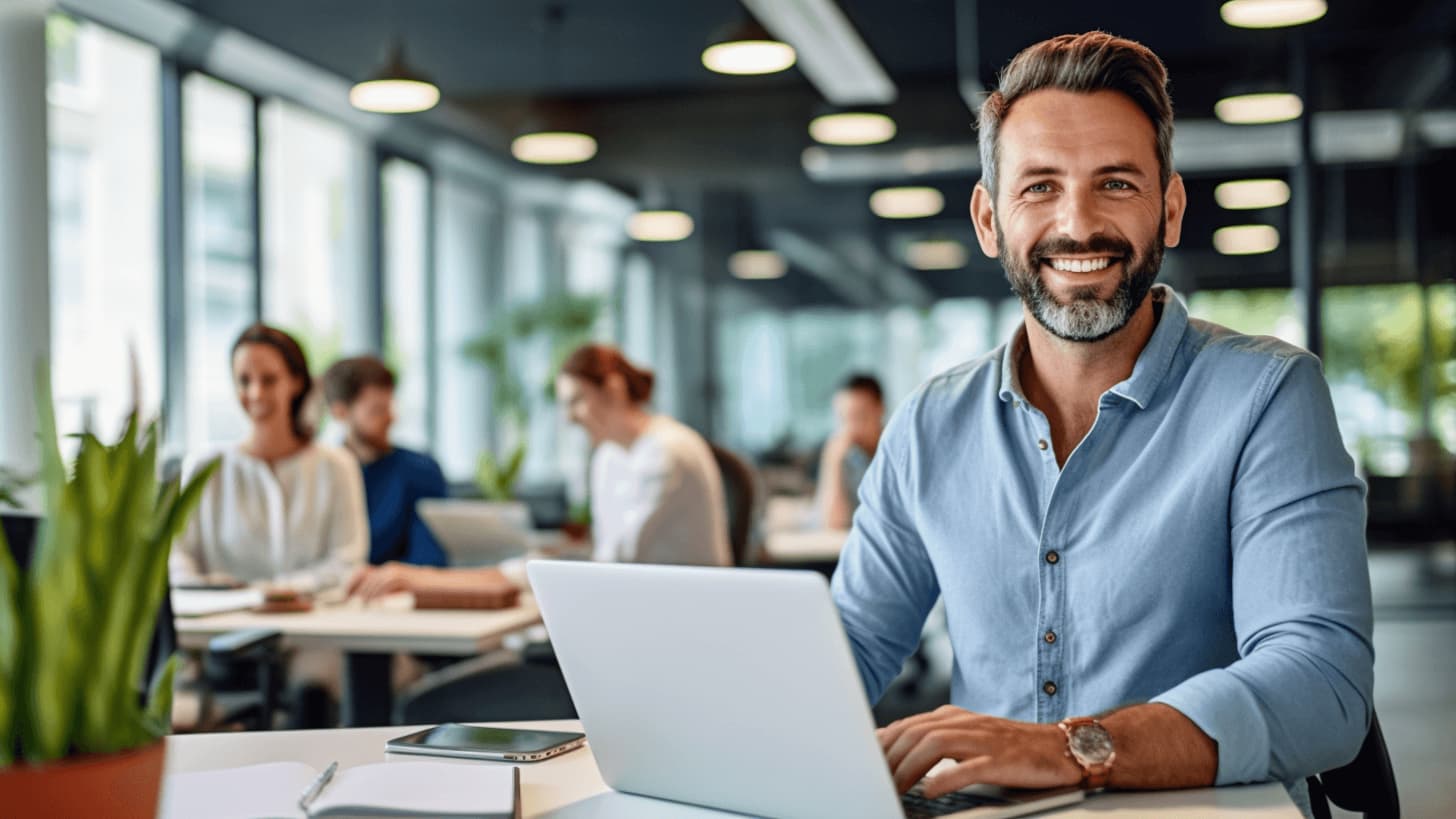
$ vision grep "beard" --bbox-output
[997,215,1165,343]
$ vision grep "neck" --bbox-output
[1019,294,1158,421]
[345,433,389,464]
[608,405,654,448]
[244,422,305,463]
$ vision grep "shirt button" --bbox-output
[1043,681,1058,696]
[1037,439,1049,451]
[1045,550,1060,565]
[1044,630,1057,644]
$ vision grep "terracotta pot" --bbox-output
[0,739,166,818]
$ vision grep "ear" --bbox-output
[970,183,1000,258]
[1162,172,1187,248]
[328,401,349,421]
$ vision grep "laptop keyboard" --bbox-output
[901,788,1011,818]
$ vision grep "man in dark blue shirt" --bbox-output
[322,356,448,567]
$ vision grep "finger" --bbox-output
[879,705,968,751]
[885,712,980,772]
[346,567,369,596]
[891,728,984,794]
[920,756,995,799]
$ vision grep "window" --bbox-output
[1322,283,1456,474]
[47,18,163,442]
[260,101,368,382]
[183,73,258,449]
[381,157,432,449]
[1186,288,1303,347]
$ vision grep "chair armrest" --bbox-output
[207,628,283,661]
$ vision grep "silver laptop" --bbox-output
[417,499,532,565]
[527,561,1085,819]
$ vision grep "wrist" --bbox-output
[1058,716,1116,790]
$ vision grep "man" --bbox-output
[832,32,1373,807]
[816,374,885,530]
[322,356,449,568]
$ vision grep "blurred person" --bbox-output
[322,355,449,568]
[833,32,1372,807]
[169,323,367,592]
[349,343,730,603]
[815,373,885,529]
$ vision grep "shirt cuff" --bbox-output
[1151,667,1272,785]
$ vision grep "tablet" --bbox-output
[385,723,586,762]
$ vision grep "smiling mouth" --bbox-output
[1043,257,1120,273]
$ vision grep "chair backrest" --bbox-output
[709,443,761,567]
[1310,711,1399,819]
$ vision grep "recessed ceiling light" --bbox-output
[870,187,944,219]
[809,112,896,146]
[1213,224,1280,255]
[1215,93,1303,125]
[627,210,695,242]
[511,131,598,165]
[905,239,967,270]
[1214,179,1291,210]
[729,250,787,279]
[1220,0,1327,29]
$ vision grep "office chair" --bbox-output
[394,642,577,725]
[1307,711,1399,819]
[710,443,764,566]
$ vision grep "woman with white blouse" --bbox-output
[170,324,368,593]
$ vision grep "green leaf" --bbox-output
[142,653,178,739]
[0,522,19,766]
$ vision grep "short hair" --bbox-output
[321,356,397,407]
[977,31,1174,196]
[838,373,883,404]
[231,323,314,441]
[559,344,655,404]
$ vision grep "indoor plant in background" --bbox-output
[0,370,217,817]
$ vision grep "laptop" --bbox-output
[527,561,1085,819]
[417,499,532,565]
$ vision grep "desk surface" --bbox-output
[173,595,543,656]
[164,720,1300,818]
[763,528,848,563]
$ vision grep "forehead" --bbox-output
[233,343,287,371]
[355,384,394,404]
[997,88,1160,178]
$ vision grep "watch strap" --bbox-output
[1058,716,1115,790]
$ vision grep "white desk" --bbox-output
[174,595,543,656]
[163,720,1301,818]
[763,528,848,564]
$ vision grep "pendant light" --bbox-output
[514,3,598,165]
[701,14,796,76]
[350,41,441,114]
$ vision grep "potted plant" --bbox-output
[0,371,217,818]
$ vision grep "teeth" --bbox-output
[1048,257,1112,273]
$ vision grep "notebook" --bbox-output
[159,760,520,818]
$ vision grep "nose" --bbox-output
[1054,185,1107,243]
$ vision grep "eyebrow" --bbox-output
[1013,162,1150,180]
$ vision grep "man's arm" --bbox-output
[404,455,450,567]
[815,433,854,530]
[876,703,1215,796]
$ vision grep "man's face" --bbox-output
[336,384,395,450]
[834,389,884,447]
[970,88,1185,343]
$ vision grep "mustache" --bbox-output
[1030,233,1133,263]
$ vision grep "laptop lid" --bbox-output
[528,560,903,819]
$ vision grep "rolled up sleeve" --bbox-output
[1153,353,1374,784]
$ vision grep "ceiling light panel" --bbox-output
[1220,0,1327,29]
[742,0,896,105]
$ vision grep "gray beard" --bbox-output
[996,219,1164,343]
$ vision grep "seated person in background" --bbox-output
[322,355,449,568]
[835,32,1372,805]
[349,343,731,603]
[815,373,885,529]
[170,324,368,593]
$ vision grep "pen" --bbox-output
[297,760,339,815]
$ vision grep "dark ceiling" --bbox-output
[180,0,1456,306]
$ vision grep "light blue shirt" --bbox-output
[831,285,1374,786]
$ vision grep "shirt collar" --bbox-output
[997,284,1188,410]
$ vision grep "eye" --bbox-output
[1025,182,1053,194]
[1104,179,1133,191]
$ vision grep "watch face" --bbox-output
[1068,724,1114,764]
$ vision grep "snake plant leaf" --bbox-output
[0,524,18,766]
[141,652,178,739]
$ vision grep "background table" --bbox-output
[163,720,1302,818]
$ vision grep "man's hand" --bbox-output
[347,562,422,601]
[877,706,1082,798]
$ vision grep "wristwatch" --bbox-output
[1058,716,1115,790]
